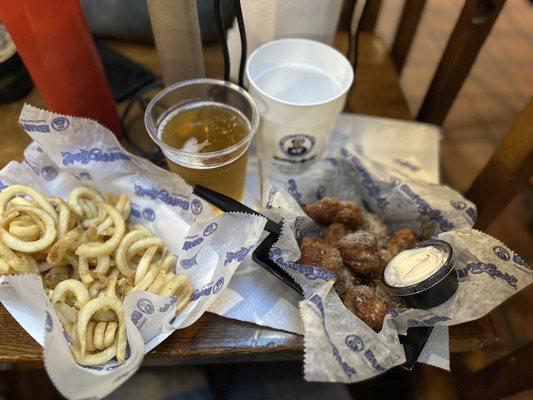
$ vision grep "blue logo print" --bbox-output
[513,253,526,266]
[224,246,251,266]
[159,297,177,313]
[364,349,386,372]
[213,277,224,294]
[203,222,218,236]
[192,281,215,301]
[287,179,303,206]
[62,148,131,166]
[450,200,466,210]
[183,237,203,250]
[130,202,141,218]
[341,149,389,209]
[0,180,7,191]
[20,122,50,133]
[399,183,454,232]
[191,199,202,215]
[45,311,53,332]
[137,299,155,314]
[51,116,70,131]
[345,335,364,352]
[457,262,518,289]
[493,246,510,261]
[269,247,336,281]
[41,166,57,181]
[142,207,156,221]
[134,184,190,211]
[309,295,357,377]
[131,310,143,326]
[180,254,198,269]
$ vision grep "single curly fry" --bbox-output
[0,184,58,223]
[8,220,40,241]
[134,246,158,285]
[47,226,83,267]
[67,186,103,217]
[0,206,57,253]
[47,198,71,238]
[76,204,125,258]
[78,256,94,285]
[126,237,164,260]
[52,279,90,307]
[77,297,124,360]
[115,230,151,277]
[0,238,33,274]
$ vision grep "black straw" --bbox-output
[214,0,230,81]
[233,0,247,87]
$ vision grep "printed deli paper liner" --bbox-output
[0,105,267,399]
[262,148,532,383]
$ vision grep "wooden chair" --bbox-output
[344,0,506,125]
[338,0,533,231]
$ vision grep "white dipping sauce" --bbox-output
[384,246,446,287]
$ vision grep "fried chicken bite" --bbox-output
[343,285,390,331]
[387,228,418,257]
[297,237,343,274]
[320,223,349,245]
[337,231,381,276]
[305,197,362,228]
[333,267,362,300]
[370,280,407,310]
[361,211,389,247]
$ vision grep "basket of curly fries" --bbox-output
[0,105,267,399]
[259,146,532,383]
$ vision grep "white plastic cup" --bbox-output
[246,38,353,177]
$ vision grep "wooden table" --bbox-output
[0,33,497,364]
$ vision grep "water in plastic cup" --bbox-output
[246,38,353,178]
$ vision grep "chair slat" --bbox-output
[338,0,357,32]
[466,98,533,230]
[359,0,382,32]
[416,0,506,125]
[391,0,427,74]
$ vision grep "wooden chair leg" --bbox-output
[466,98,533,230]
[459,342,533,400]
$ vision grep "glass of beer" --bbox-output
[145,79,259,200]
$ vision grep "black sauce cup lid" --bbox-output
[382,239,454,297]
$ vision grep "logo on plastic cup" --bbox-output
[279,134,315,158]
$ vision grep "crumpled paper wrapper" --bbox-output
[262,146,532,383]
[0,105,267,399]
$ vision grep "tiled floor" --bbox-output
[376,0,533,393]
